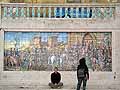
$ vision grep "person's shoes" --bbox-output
[57,86,61,89]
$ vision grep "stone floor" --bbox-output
[0,85,119,90]
[0,72,120,90]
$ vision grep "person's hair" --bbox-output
[54,67,58,70]
[79,58,86,66]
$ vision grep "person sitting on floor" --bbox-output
[49,67,63,88]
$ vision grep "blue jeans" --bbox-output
[77,78,87,90]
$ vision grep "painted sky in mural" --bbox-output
[4,32,112,71]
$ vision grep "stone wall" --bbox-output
[0,4,120,89]
[0,30,120,89]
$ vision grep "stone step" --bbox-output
[0,87,119,90]
[0,85,119,90]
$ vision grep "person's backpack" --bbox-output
[78,68,85,78]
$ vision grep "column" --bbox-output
[65,7,68,18]
[60,7,63,18]
[48,7,51,18]
[37,7,41,18]
[54,7,57,18]
[0,29,4,75]
[70,7,73,18]
[15,7,19,17]
[21,7,25,17]
[76,7,79,18]
[32,7,35,17]
[43,7,46,18]
[27,7,30,17]
[0,4,1,27]
[114,31,120,79]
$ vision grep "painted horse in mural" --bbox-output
[5,56,18,70]
[48,54,64,67]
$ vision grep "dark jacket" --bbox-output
[77,65,89,79]
[51,72,61,84]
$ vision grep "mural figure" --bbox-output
[4,32,112,71]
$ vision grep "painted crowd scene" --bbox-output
[4,32,112,71]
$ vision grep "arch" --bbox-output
[82,32,97,45]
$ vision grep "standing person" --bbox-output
[77,58,89,90]
[49,67,63,88]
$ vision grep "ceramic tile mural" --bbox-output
[4,32,112,71]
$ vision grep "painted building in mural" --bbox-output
[4,32,112,71]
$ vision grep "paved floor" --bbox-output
[0,85,119,90]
